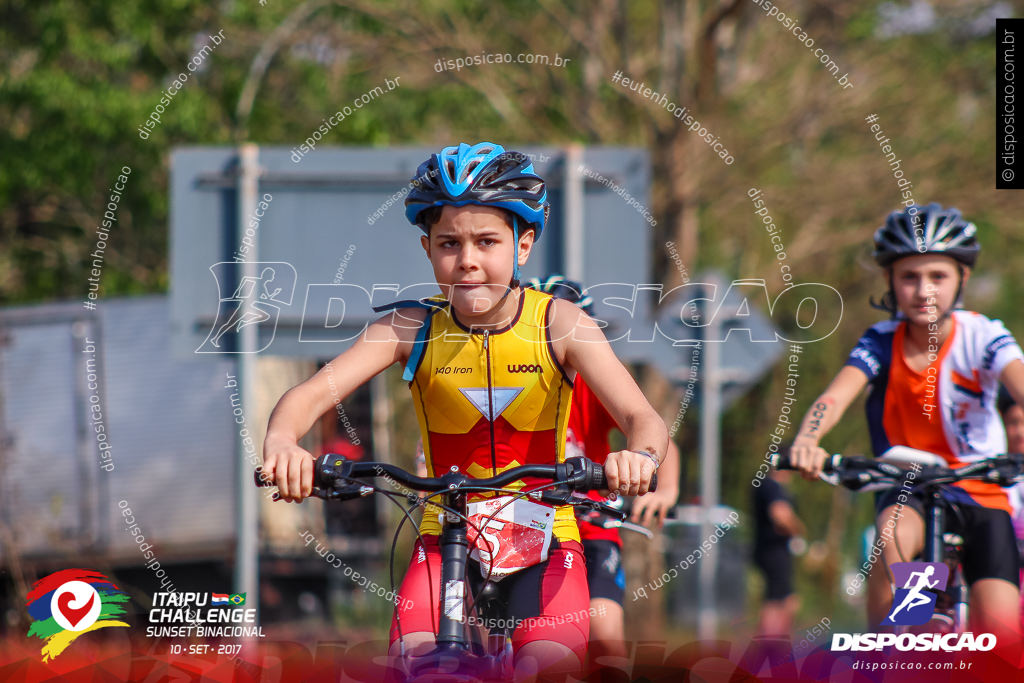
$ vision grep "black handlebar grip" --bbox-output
[590,462,658,493]
[254,468,274,487]
[771,453,793,470]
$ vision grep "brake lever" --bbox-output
[544,490,628,523]
[838,471,898,491]
[326,484,375,501]
[618,520,655,539]
[593,501,627,520]
[984,460,1024,486]
[576,506,653,538]
[539,489,576,506]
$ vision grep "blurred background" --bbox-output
[1,0,1022,651]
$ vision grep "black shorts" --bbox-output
[875,487,1020,587]
[754,546,793,601]
[582,539,626,605]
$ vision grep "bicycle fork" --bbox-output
[436,491,470,650]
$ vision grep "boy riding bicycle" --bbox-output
[261,142,669,677]
[788,203,1024,638]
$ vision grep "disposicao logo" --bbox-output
[831,561,996,652]
[26,569,130,661]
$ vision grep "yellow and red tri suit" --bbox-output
[409,287,578,542]
[389,287,591,655]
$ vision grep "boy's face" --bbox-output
[420,204,534,316]
[1003,405,1024,453]
[889,254,966,328]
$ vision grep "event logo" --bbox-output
[196,262,296,353]
[883,562,949,626]
[828,561,995,652]
[25,569,129,661]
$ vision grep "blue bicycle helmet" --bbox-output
[405,142,549,287]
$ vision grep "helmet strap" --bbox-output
[945,264,966,320]
[491,214,520,310]
[887,270,897,321]
[510,215,521,289]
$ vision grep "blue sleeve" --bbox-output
[844,327,887,380]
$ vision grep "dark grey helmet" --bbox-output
[873,203,979,268]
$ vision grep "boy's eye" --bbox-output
[440,240,458,248]
[479,238,496,247]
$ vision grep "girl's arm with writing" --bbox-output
[789,365,869,478]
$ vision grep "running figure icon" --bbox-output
[882,562,949,626]
[887,566,939,621]
[210,267,282,347]
[196,261,296,354]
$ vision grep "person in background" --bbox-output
[998,387,1024,633]
[527,275,681,663]
[999,387,1024,455]
[752,467,805,636]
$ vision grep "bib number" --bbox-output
[466,496,554,580]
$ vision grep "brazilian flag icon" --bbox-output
[229,593,246,606]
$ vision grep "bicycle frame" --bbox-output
[908,487,968,633]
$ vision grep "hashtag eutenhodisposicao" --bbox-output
[611,70,734,165]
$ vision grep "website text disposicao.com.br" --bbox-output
[434,51,571,73]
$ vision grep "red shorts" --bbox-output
[389,536,590,659]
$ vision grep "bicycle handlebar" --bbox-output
[255,454,656,500]
[772,451,1024,490]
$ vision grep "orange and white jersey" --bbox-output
[845,310,1023,512]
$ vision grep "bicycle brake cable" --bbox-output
[336,476,485,643]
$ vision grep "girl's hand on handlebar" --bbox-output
[631,483,677,528]
[262,438,315,502]
[788,439,829,480]
[604,450,657,497]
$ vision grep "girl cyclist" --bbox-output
[261,142,668,678]
[788,203,1024,639]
